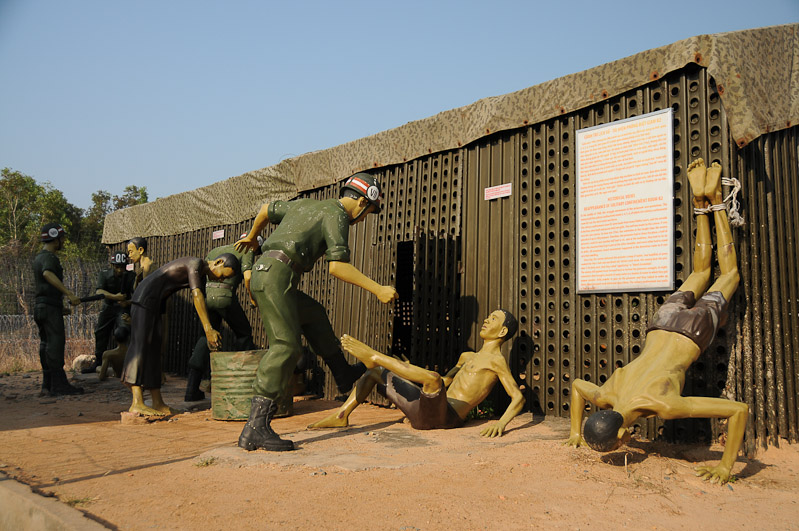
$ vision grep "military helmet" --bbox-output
[40,223,65,242]
[109,251,128,265]
[340,173,383,213]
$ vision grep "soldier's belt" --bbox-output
[265,250,305,276]
[206,282,233,290]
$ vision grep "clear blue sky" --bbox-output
[1,0,796,210]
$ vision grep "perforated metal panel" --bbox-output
[459,65,798,451]
[111,64,799,453]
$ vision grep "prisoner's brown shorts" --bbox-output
[646,290,729,352]
[378,371,464,430]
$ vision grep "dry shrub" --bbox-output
[0,338,94,374]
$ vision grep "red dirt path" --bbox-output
[1,371,798,530]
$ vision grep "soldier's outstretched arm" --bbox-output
[243,270,256,307]
[328,261,398,303]
[668,395,748,485]
[566,379,604,447]
[42,270,81,306]
[235,203,270,253]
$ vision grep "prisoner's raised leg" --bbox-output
[706,162,740,301]
[686,158,708,206]
[680,158,713,298]
[341,335,443,394]
[307,367,384,428]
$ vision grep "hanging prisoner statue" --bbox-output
[308,309,525,437]
[235,173,399,452]
[185,239,259,401]
[120,254,241,416]
[566,158,747,485]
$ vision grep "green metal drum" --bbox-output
[210,350,267,420]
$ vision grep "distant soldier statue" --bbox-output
[88,251,135,374]
[32,223,83,396]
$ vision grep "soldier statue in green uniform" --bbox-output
[32,223,83,396]
[235,173,399,452]
[185,240,258,401]
[88,251,135,373]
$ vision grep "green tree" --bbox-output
[113,185,148,211]
[0,168,82,253]
[0,168,42,248]
[0,167,149,261]
[77,185,148,260]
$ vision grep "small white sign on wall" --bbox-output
[212,229,225,240]
[484,183,512,201]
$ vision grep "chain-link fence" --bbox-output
[0,253,106,372]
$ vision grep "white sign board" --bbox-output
[484,183,512,200]
[576,108,674,293]
[212,229,225,240]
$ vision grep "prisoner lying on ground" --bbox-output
[308,309,525,437]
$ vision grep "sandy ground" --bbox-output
[1,371,799,530]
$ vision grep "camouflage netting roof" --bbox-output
[103,23,798,244]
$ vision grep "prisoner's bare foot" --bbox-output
[706,161,723,204]
[340,335,379,368]
[129,402,167,417]
[307,411,350,429]
[687,158,707,204]
[150,389,182,415]
[565,433,586,448]
[150,403,182,416]
[695,463,733,485]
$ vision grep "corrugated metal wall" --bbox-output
[460,64,738,446]
[113,64,798,453]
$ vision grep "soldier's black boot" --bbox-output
[49,369,84,396]
[184,368,205,401]
[39,370,51,397]
[238,396,294,452]
[325,352,366,394]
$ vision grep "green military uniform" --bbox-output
[94,268,135,362]
[32,249,66,375]
[250,198,351,401]
[188,243,256,373]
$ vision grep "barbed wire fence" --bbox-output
[0,253,106,373]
